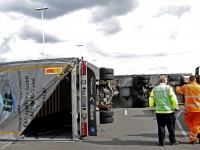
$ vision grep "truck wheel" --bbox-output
[105,68,114,74]
[137,76,149,80]
[100,116,114,124]
[100,110,114,118]
[138,80,149,84]
[105,74,114,80]
[138,98,149,108]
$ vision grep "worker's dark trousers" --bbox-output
[156,113,176,144]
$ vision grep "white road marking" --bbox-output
[1,143,11,150]
[176,110,188,138]
[125,110,128,115]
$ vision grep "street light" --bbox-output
[77,45,83,58]
[35,7,48,59]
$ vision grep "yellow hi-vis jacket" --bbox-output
[149,83,179,113]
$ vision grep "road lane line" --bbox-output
[176,110,188,138]
[125,110,128,115]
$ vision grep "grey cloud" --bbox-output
[148,67,158,71]
[169,31,178,39]
[18,26,64,43]
[111,51,188,58]
[154,5,191,18]
[154,53,168,57]
[0,36,15,54]
[91,0,138,22]
[97,19,122,35]
[136,24,143,31]
[148,66,169,72]
[85,42,111,57]
[137,24,143,30]
[159,66,169,70]
[0,0,138,21]
[85,42,189,58]
[0,57,6,62]
[113,52,169,58]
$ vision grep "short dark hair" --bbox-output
[189,75,196,82]
[159,76,167,83]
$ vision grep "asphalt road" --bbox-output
[0,105,199,150]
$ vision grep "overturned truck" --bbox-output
[112,74,192,108]
[0,57,115,141]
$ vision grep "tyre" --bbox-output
[138,98,149,108]
[100,74,114,80]
[139,102,149,107]
[100,68,114,80]
[133,76,138,85]
[105,68,114,74]
[100,116,114,124]
[138,80,149,84]
[168,75,179,82]
[100,68,106,79]
[100,110,114,118]
[138,76,149,80]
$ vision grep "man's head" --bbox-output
[189,75,196,83]
[159,76,167,84]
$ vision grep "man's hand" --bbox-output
[174,109,178,114]
[150,110,154,115]
[176,86,180,93]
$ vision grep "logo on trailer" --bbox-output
[90,127,96,133]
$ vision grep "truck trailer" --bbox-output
[0,57,115,141]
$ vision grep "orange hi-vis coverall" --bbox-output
[176,82,200,142]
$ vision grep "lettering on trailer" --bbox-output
[17,71,22,131]
[87,67,97,136]
[16,72,37,130]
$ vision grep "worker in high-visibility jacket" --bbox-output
[176,75,200,144]
[149,76,180,146]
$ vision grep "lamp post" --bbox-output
[35,7,48,59]
[76,45,83,58]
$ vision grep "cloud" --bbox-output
[97,19,122,35]
[85,42,189,59]
[0,36,15,54]
[159,66,169,70]
[18,26,64,43]
[148,67,158,71]
[0,0,137,20]
[154,5,191,18]
[169,31,178,39]
[91,0,137,22]
[0,57,6,62]
[85,42,111,57]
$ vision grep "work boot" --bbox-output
[171,141,180,145]
[197,134,200,143]
[158,142,165,146]
[189,140,196,144]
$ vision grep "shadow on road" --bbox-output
[83,137,159,146]
[127,133,186,138]
[83,137,193,147]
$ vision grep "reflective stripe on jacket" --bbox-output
[149,83,179,113]
[176,82,200,112]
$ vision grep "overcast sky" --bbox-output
[0,0,199,75]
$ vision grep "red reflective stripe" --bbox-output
[82,122,87,136]
[81,61,86,75]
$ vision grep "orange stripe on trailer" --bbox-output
[0,131,22,135]
[45,67,62,74]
